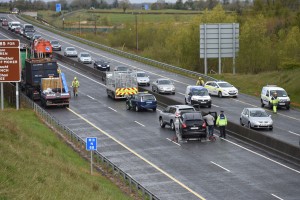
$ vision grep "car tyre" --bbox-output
[152,86,155,92]
[248,122,251,129]
[170,120,175,131]
[172,92,175,95]
[218,91,223,98]
[159,118,165,128]
[153,108,156,112]
[286,105,290,110]
[126,103,131,110]
[269,127,273,131]
[261,99,264,107]
[240,118,244,126]
[185,98,188,105]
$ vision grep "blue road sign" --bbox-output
[56,4,61,12]
[86,137,97,151]
[144,4,149,10]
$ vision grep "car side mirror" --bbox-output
[266,94,269,97]
[188,92,192,96]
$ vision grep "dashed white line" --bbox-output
[87,95,95,100]
[271,194,284,200]
[134,121,145,127]
[108,107,117,112]
[156,108,162,112]
[288,131,300,136]
[210,161,230,172]
[178,92,185,96]
[212,104,219,107]
[166,138,181,146]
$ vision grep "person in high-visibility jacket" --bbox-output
[196,77,205,86]
[216,110,228,138]
[72,77,80,97]
[271,92,279,113]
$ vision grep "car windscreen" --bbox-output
[270,90,287,97]
[51,41,59,44]
[218,82,233,88]
[191,88,208,96]
[25,25,34,30]
[141,95,155,101]
[158,80,171,85]
[137,73,146,77]
[250,110,268,117]
[81,54,90,57]
[67,48,75,51]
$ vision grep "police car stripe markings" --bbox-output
[67,108,206,200]
[271,194,284,200]
[108,107,117,112]
[288,131,300,136]
[134,121,145,127]
[210,161,230,172]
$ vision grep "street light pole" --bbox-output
[135,14,138,52]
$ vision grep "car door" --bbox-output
[168,107,177,125]
[263,90,269,104]
[161,106,170,122]
[241,109,247,125]
[243,109,250,125]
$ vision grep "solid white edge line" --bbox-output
[210,161,230,172]
[224,131,300,174]
[271,194,284,200]
[134,121,145,127]
[108,107,117,112]
[172,141,181,146]
[166,138,172,142]
[67,108,206,200]
[288,131,300,136]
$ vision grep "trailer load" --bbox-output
[106,71,138,99]
[31,38,52,58]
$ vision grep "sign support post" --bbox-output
[16,82,19,110]
[1,83,3,110]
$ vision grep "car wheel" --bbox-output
[135,105,139,112]
[208,104,211,108]
[126,103,131,110]
[172,92,175,95]
[248,122,251,129]
[286,105,290,110]
[240,118,244,126]
[218,91,223,98]
[185,98,188,105]
[159,118,165,128]
[153,108,156,111]
[170,120,175,131]
[269,127,273,131]
[152,86,155,92]
[261,99,264,107]
[268,101,272,109]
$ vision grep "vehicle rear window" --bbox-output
[142,95,155,101]
[179,108,195,112]
[182,113,202,120]
[185,119,202,125]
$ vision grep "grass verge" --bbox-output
[0,108,134,200]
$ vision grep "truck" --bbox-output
[106,71,138,99]
[20,40,70,107]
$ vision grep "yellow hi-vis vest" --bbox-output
[216,114,227,126]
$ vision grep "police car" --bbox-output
[126,92,157,112]
[204,81,238,98]
[260,85,290,110]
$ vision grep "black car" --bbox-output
[178,112,207,140]
[94,60,110,71]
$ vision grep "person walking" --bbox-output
[271,92,279,114]
[196,77,205,86]
[216,110,228,138]
[203,112,215,140]
[72,77,80,97]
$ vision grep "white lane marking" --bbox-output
[232,99,300,121]
[134,121,145,127]
[271,194,284,200]
[0,31,10,39]
[87,95,95,100]
[210,161,230,172]
[58,63,105,86]
[166,138,181,146]
[156,108,162,112]
[178,92,185,96]
[212,104,219,108]
[223,131,300,174]
[288,131,300,136]
[108,107,117,112]
[67,108,205,199]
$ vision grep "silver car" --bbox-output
[152,78,175,94]
[78,52,92,64]
[159,105,195,130]
[64,47,78,57]
[240,108,273,130]
[132,71,150,86]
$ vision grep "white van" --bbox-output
[185,86,211,108]
[10,21,21,31]
[261,85,290,110]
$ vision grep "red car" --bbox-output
[14,27,21,34]
[2,19,8,26]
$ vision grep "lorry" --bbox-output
[106,71,138,99]
[20,39,70,107]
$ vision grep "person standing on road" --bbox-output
[271,92,279,114]
[216,110,228,138]
[203,112,215,139]
[72,77,80,97]
[196,77,205,86]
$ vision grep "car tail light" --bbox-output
[175,112,180,117]
[202,122,206,129]
[181,123,187,128]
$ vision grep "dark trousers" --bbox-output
[219,126,226,138]
[208,125,214,137]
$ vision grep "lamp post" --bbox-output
[135,14,138,52]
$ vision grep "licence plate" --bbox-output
[146,101,152,104]
[200,102,206,104]
[190,127,199,130]
[279,103,285,105]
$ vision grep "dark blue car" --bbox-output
[126,92,157,112]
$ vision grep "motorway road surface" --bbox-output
[1,14,300,200]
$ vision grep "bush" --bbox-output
[279,60,300,70]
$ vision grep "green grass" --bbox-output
[0,108,133,200]
[211,69,300,107]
